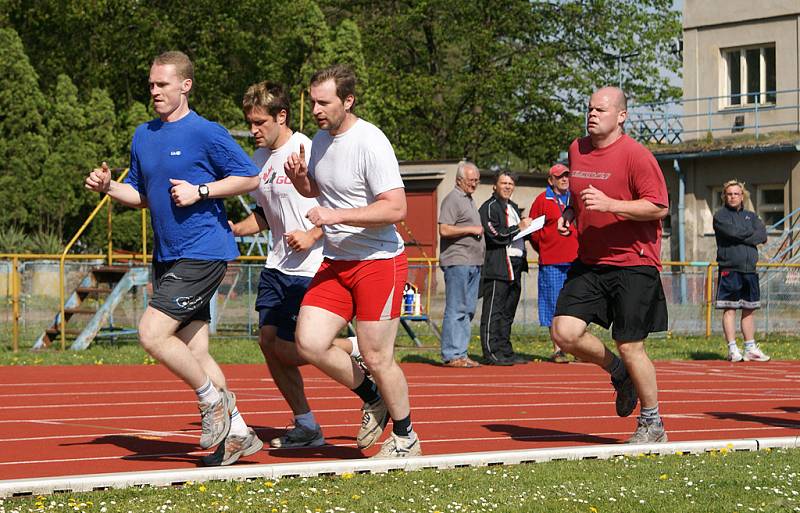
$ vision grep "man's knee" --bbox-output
[551,317,582,351]
[138,319,167,355]
[360,347,393,374]
[616,341,646,360]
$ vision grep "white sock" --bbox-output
[744,340,756,350]
[195,377,221,405]
[348,336,361,358]
[727,341,739,351]
[294,411,317,430]
[229,406,249,437]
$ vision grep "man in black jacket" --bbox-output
[713,180,769,362]
[478,171,532,365]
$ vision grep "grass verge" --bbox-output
[2,448,798,513]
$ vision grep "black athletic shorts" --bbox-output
[554,261,668,342]
[715,270,760,310]
[149,259,227,326]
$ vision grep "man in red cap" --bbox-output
[529,163,579,363]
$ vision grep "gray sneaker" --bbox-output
[371,432,422,458]
[270,424,326,449]
[202,427,264,466]
[626,419,668,444]
[611,375,638,417]
[357,398,389,449]
[199,389,235,449]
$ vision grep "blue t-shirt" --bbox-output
[125,111,259,262]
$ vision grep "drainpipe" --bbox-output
[674,159,687,304]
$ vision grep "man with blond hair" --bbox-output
[284,64,420,458]
[552,86,670,444]
[713,179,769,362]
[85,51,262,466]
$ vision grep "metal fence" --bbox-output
[2,258,800,351]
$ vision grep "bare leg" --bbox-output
[722,308,738,342]
[357,318,409,421]
[616,341,658,409]
[552,315,616,367]
[259,325,310,416]
[741,308,756,341]
[138,307,207,389]
[179,320,226,389]
[295,306,364,389]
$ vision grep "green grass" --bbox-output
[2,327,800,366]
[3,448,798,513]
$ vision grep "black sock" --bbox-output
[351,375,380,404]
[392,414,413,437]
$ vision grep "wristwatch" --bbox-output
[198,184,210,200]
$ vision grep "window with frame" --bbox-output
[757,185,785,232]
[721,45,776,107]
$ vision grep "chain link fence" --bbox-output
[2,259,800,350]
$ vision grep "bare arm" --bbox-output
[229,211,269,237]
[169,175,260,207]
[85,162,147,208]
[305,187,406,228]
[580,185,667,221]
[285,226,324,252]
[283,143,320,198]
[439,223,483,238]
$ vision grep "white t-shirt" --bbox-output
[250,132,323,277]
[308,118,405,260]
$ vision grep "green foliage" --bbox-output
[0,225,31,253]
[28,229,63,253]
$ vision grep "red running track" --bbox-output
[1,360,799,481]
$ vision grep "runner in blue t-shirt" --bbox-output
[85,51,262,466]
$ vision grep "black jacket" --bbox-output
[713,205,767,272]
[479,195,528,281]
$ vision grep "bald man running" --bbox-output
[551,86,670,444]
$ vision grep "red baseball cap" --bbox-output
[549,163,569,178]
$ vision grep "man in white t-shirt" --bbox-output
[227,81,362,455]
[284,65,420,458]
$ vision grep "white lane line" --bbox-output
[2,425,795,468]
[2,409,797,444]
[3,397,799,424]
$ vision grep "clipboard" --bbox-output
[512,215,545,241]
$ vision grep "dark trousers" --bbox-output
[480,258,524,362]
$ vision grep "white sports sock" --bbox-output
[727,341,739,350]
[195,377,221,405]
[294,411,317,430]
[743,340,756,350]
[229,406,249,437]
[348,336,361,358]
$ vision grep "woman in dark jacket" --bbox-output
[712,180,769,362]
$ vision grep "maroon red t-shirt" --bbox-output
[568,134,668,270]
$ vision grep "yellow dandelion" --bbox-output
[264,480,275,488]
[659,474,668,480]
[352,494,361,500]
[198,484,207,492]
[590,507,599,513]
[341,472,354,479]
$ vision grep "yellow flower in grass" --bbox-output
[341,472,354,479]
[264,480,275,488]
[198,484,207,492]
[352,494,361,500]
[590,507,599,513]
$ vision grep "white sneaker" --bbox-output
[727,347,743,362]
[744,344,771,362]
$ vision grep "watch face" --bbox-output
[199,184,209,198]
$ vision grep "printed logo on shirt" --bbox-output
[261,165,276,185]
[170,150,182,156]
[570,170,611,180]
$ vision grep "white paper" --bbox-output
[512,215,545,241]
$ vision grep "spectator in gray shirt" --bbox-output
[438,161,485,367]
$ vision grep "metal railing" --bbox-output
[628,88,800,144]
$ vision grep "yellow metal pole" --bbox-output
[425,258,433,315]
[705,263,714,338]
[107,200,113,266]
[11,256,19,352]
[300,89,305,132]
[141,209,147,265]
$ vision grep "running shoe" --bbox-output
[626,418,668,444]
[743,345,771,362]
[270,424,326,449]
[199,389,235,449]
[357,398,389,449]
[611,374,638,417]
[371,431,422,458]
[550,351,569,364]
[202,427,264,466]
[728,346,744,362]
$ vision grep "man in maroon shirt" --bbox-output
[552,86,670,444]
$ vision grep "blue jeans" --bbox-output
[440,265,481,362]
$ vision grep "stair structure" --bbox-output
[33,265,149,350]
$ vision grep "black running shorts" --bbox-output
[149,259,227,325]
[554,262,668,342]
